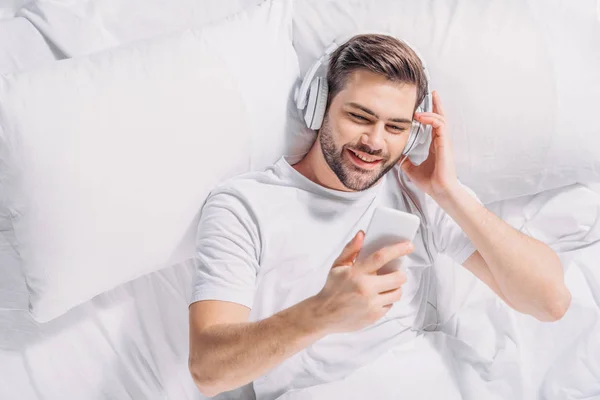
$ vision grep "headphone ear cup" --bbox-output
[304,78,320,129]
[403,121,420,156]
[308,77,329,130]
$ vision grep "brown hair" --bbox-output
[327,34,427,113]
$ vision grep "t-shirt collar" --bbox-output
[276,156,384,201]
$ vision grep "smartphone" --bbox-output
[356,206,421,275]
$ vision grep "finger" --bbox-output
[432,90,446,117]
[369,269,407,293]
[357,241,414,274]
[416,112,444,121]
[399,159,417,182]
[415,113,445,129]
[374,287,403,307]
[373,270,407,293]
[417,116,443,130]
[398,155,415,172]
[333,231,365,267]
[427,132,437,155]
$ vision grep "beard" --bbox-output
[319,115,402,191]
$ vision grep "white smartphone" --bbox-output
[356,206,421,275]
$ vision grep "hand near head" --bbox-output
[400,91,460,199]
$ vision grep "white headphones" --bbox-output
[294,33,433,166]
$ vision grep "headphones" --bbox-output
[294,33,433,166]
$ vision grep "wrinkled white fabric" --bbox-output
[17,0,262,56]
[0,17,58,74]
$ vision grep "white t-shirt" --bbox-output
[190,156,481,400]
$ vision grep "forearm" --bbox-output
[434,185,571,321]
[189,296,328,396]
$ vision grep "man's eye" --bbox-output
[389,126,407,132]
[349,112,369,122]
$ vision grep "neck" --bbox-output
[292,136,354,192]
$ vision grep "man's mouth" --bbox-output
[346,148,383,169]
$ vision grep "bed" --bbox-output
[1,1,599,399]
[2,183,599,399]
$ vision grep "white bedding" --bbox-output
[0,195,198,398]
[1,3,599,397]
[1,183,599,400]
[0,0,31,20]
[0,16,58,75]
[0,226,200,399]
[278,184,600,400]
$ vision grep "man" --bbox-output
[188,34,571,399]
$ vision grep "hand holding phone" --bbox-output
[313,207,420,334]
[357,206,421,275]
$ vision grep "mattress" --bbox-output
[1,183,599,400]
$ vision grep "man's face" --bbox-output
[319,69,417,191]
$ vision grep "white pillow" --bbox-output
[0,0,299,322]
[17,0,261,56]
[291,0,600,203]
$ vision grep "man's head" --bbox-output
[318,34,428,191]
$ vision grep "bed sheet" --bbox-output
[0,216,202,399]
[0,16,60,75]
[0,0,31,20]
[276,183,600,400]
[1,183,599,400]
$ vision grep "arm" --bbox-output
[188,297,328,397]
[188,193,328,396]
[189,231,413,397]
[401,91,571,322]
[435,185,571,322]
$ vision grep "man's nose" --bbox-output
[360,122,386,152]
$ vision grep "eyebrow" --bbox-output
[346,102,412,124]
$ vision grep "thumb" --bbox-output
[400,157,416,180]
[333,230,364,267]
[400,156,415,171]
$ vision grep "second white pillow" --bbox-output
[0,0,299,322]
[291,0,600,203]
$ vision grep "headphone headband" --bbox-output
[296,32,431,109]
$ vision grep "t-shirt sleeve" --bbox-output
[426,181,483,265]
[190,190,261,309]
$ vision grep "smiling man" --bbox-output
[187,34,572,399]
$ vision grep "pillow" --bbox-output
[0,0,300,322]
[291,0,600,203]
[17,0,262,57]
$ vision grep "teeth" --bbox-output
[352,150,377,162]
